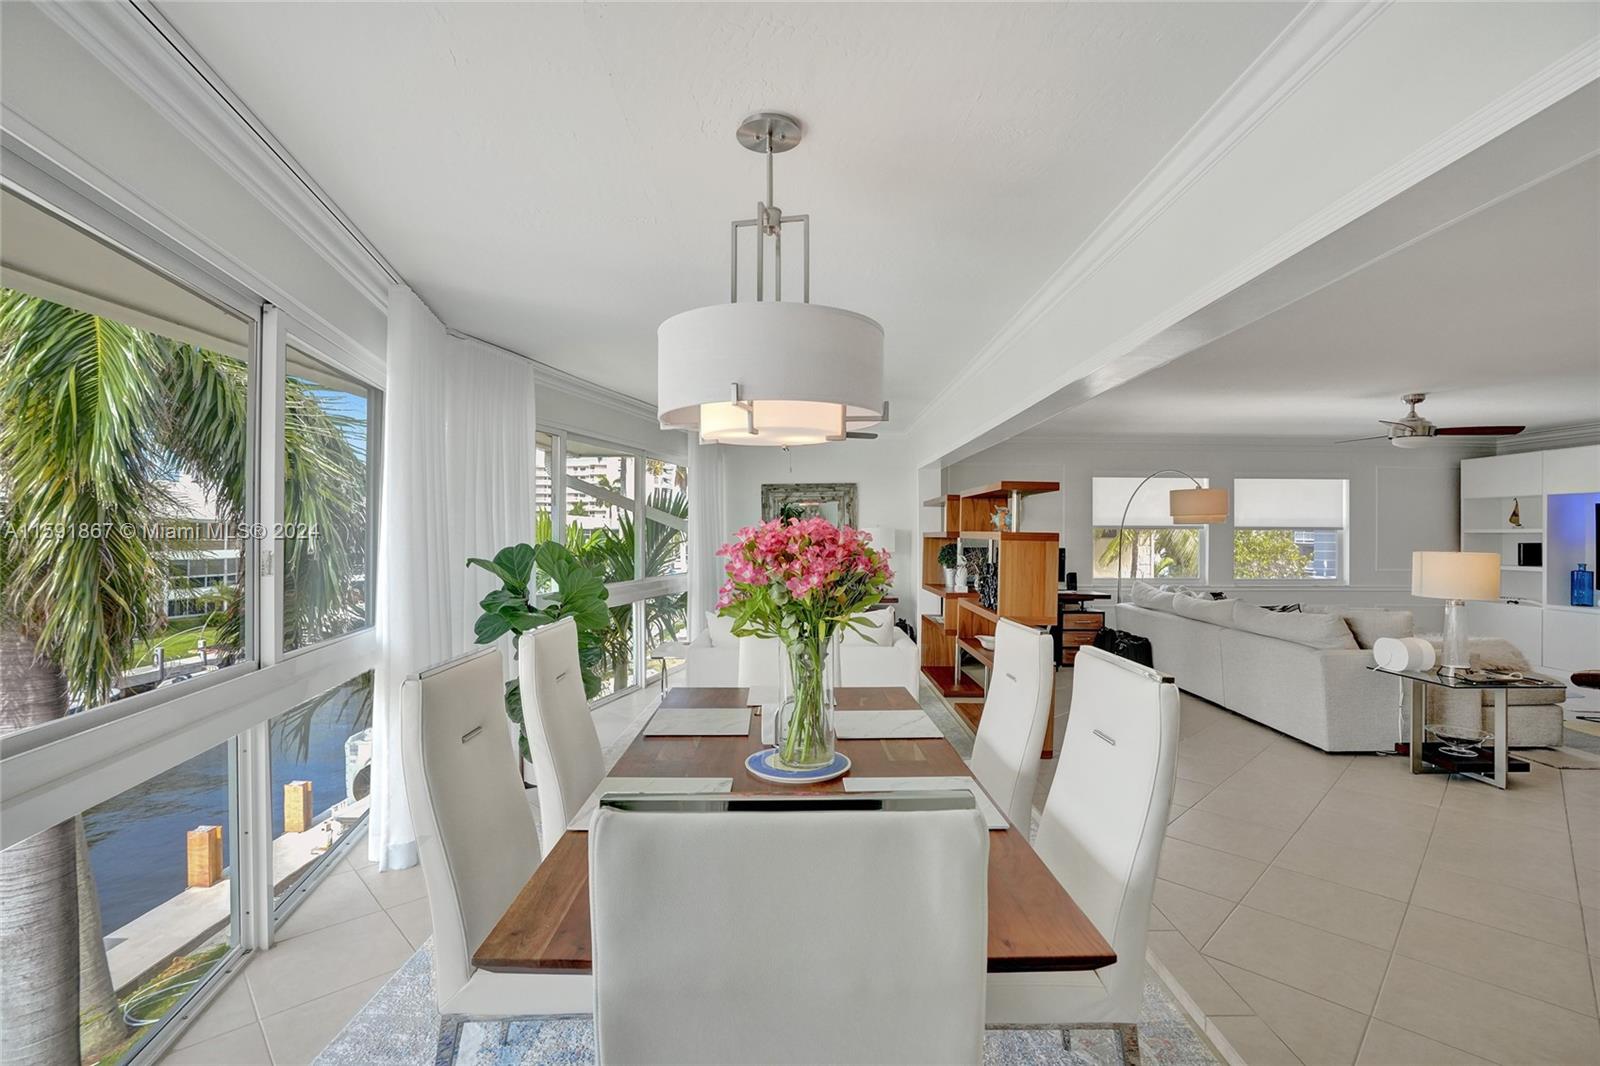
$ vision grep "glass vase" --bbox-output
[1573,563,1596,608]
[773,631,839,770]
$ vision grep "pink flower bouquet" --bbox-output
[717,517,893,768]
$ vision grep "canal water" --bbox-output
[84,680,370,933]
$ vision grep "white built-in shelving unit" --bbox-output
[1461,445,1600,671]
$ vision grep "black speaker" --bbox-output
[1517,542,1542,567]
[1065,571,1078,591]
[1058,547,1067,582]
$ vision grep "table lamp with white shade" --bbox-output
[1411,551,1500,678]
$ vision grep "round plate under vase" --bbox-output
[745,748,851,785]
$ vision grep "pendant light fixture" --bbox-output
[658,112,887,446]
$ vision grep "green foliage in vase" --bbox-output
[936,541,959,569]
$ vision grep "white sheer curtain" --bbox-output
[686,433,726,637]
[369,286,536,871]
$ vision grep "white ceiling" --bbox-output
[1016,156,1600,441]
[157,1,1301,419]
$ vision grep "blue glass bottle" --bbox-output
[1574,563,1596,608]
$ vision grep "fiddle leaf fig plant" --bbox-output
[468,541,611,761]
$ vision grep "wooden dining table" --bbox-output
[473,686,1115,974]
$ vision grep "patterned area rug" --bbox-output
[315,941,1216,1066]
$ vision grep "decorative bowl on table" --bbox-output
[1426,725,1493,759]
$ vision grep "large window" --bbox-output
[537,429,689,703]
[0,740,237,1064]
[282,347,376,653]
[1232,478,1348,581]
[2,189,254,707]
[1091,476,1207,582]
[1,178,384,1061]
[269,672,374,911]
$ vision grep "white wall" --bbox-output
[0,2,387,361]
[718,438,921,620]
[946,435,1490,631]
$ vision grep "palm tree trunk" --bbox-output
[76,817,130,1059]
[0,626,81,1064]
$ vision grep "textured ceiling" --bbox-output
[1016,156,1600,441]
[158,1,1301,416]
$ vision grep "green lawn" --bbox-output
[130,618,223,668]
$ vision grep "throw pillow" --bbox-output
[1335,609,1414,649]
[704,611,737,647]
[1231,601,1358,650]
[1131,582,1177,613]
[1262,603,1302,613]
[1171,591,1235,626]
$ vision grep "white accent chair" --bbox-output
[686,620,922,697]
[589,795,990,1065]
[986,645,1180,1065]
[967,619,1054,830]
[517,617,605,856]
[400,646,592,1045]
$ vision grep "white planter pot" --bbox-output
[943,567,957,589]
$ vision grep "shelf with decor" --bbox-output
[1459,446,1600,671]
[919,485,1060,716]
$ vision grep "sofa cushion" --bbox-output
[1171,591,1234,626]
[1232,601,1358,650]
[843,607,896,647]
[704,611,737,647]
[1131,582,1176,613]
[1332,609,1414,649]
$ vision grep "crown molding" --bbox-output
[1496,422,1600,453]
[35,0,398,311]
[907,0,1390,436]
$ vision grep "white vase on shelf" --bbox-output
[943,567,957,589]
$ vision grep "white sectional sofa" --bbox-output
[684,610,921,698]
[1113,585,1565,751]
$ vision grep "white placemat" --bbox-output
[569,777,734,830]
[835,710,942,739]
[842,776,1009,830]
[644,707,751,736]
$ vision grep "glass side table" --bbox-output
[1370,666,1565,789]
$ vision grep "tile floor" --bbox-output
[1029,675,1600,1066]
[169,669,1600,1065]
[161,678,669,1065]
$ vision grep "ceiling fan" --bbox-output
[1339,393,1525,448]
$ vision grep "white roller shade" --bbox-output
[1235,478,1347,528]
[1,190,250,359]
[1091,476,1209,527]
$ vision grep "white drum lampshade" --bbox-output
[1411,550,1500,676]
[1411,551,1501,602]
[658,302,884,446]
[1168,487,1229,524]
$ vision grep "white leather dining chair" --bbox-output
[589,794,990,1065]
[967,618,1054,830]
[400,646,592,1048]
[518,616,606,856]
[985,645,1180,1065]
[736,632,785,703]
